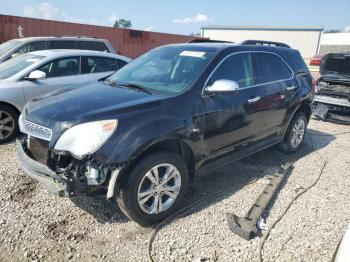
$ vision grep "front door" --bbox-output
[201,52,266,158]
[22,56,89,102]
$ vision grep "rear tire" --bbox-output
[116,151,189,226]
[0,105,19,144]
[278,112,307,154]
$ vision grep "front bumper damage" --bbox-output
[16,139,123,198]
[313,95,350,125]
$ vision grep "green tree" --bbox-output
[113,19,132,29]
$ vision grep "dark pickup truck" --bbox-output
[16,41,314,226]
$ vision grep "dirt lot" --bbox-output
[0,118,350,262]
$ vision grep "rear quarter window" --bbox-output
[253,53,293,84]
[48,40,77,49]
[77,41,109,52]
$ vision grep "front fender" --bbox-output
[94,116,197,164]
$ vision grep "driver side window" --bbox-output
[36,57,80,78]
[208,53,254,88]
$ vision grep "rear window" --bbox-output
[77,41,109,52]
[48,40,77,49]
[254,53,293,84]
[324,56,350,75]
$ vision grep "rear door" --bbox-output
[202,52,266,157]
[252,52,295,136]
[22,56,89,102]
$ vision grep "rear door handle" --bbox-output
[248,96,261,103]
[286,85,297,91]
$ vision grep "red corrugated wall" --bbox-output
[0,14,202,58]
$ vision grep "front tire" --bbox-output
[278,112,307,154]
[0,105,19,144]
[116,151,189,226]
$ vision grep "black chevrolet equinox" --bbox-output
[17,41,314,226]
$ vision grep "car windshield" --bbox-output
[106,46,215,94]
[0,40,21,58]
[0,54,45,80]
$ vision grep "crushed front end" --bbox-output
[16,115,123,198]
[313,53,350,124]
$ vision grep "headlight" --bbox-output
[54,120,118,158]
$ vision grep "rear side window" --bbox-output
[253,53,292,84]
[77,41,109,52]
[208,53,254,88]
[81,56,117,74]
[37,57,80,78]
[48,40,77,49]
[117,59,127,69]
[16,41,47,54]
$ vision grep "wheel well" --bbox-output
[295,103,312,122]
[0,102,21,116]
[117,139,196,186]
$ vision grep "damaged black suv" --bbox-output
[17,41,314,226]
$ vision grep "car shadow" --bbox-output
[70,128,335,226]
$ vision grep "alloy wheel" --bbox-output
[0,110,15,141]
[137,163,181,215]
[290,118,305,148]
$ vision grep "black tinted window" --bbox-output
[254,53,292,84]
[48,40,77,49]
[208,53,254,88]
[16,41,47,54]
[77,41,109,52]
[82,56,117,74]
[37,57,80,78]
[117,59,127,69]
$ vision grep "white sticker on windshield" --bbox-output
[180,51,206,58]
[26,58,40,62]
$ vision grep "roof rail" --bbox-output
[53,35,97,39]
[241,40,290,48]
[188,39,234,44]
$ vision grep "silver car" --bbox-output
[0,49,131,143]
[0,36,116,64]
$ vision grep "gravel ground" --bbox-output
[0,118,349,262]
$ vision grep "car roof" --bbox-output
[14,36,107,42]
[28,49,131,61]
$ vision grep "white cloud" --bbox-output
[173,14,209,24]
[344,26,350,32]
[144,25,155,31]
[108,12,118,24]
[22,2,116,26]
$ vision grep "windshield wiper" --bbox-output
[118,82,153,94]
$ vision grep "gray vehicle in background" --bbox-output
[0,49,131,143]
[0,36,116,64]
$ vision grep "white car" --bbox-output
[0,49,131,143]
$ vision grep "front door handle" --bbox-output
[286,85,297,91]
[248,96,261,103]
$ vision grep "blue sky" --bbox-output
[0,0,349,35]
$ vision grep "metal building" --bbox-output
[0,14,201,58]
[202,25,323,58]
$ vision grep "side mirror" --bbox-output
[11,53,21,59]
[204,79,239,94]
[26,70,46,81]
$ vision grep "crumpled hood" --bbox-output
[23,81,165,138]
